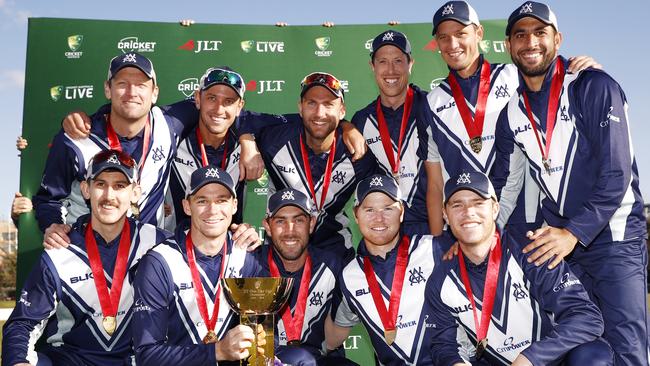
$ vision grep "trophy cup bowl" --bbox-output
[221,277,294,366]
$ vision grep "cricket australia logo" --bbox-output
[281,190,295,201]
[520,2,533,13]
[331,171,346,184]
[151,146,165,162]
[456,173,471,185]
[408,266,426,286]
[205,167,220,178]
[382,32,395,42]
[370,176,383,187]
[495,85,510,99]
[107,154,120,165]
[309,291,324,306]
[122,53,137,63]
[512,283,528,301]
[442,4,454,15]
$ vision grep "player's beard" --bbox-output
[511,46,556,78]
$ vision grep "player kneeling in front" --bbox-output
[424,171,612,365]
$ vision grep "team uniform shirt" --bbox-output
[335,234,450,365]
[491,56,646,246]
[257,123,382,257]
[257,245,343,357]
[1,216,170,366]
[33,101,196,231]
[352,84,432,234]
[131,222,263,366]
[427,56,541,229]
[166,102,290,230]
[424,229,604,365]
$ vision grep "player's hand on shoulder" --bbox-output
[62,110,91,139]
[238,134,265,181]
[523,226,578,269]
[567,56,602,74]
[43,223,72,250]
[230,222,262,252]
[340,121,367,161]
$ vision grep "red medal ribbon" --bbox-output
[106,114,152,180]
[196,128,229,169]
[267,248,312,343]
[457,231,502,343]
[447,59,491,150]
[85,220,132,319]
[299,131,337,211]
[362,235,410,334]
[522,58,566,168]
[375,86,414,175]
[185,232,227,335]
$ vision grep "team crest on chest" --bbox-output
[408,266,426,286]
[309,291,324,306]
[151,146,166,162]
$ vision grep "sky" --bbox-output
[0,0,649,221]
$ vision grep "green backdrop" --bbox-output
[18,17,510,363]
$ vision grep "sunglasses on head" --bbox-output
[92,149,136,168]
[201,68,245,97]
[300,72,344,99]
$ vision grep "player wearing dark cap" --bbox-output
[424,171,612,366]
[352,30,442,236]
[491,2,648,364]
[2,150,172,366]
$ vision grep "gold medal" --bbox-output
[203,330,218,344]
[469,136,482,154]
[384,329,397,345]
[102,316,116,336]
[476,338,488,359]
[131,202,140,219]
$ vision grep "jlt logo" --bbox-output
[343,335,363,350]
[50,85,94,102]
[178,39,223,53]
[246,80,285,94]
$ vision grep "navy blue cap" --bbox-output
[107,52,157,84]
[432,1,480,35]
[186,165,236,198]
[444,171,497,204]
[85,149,138,183]
[354,174,402,206]
[266,188,314,217]
[506,1,559,36]
[370,30,412,60]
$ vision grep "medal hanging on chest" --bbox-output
[268,249,312,345]
[185,233,227,344]
[362,236,410,346]
[447,59,491,154]
[375,86,414,183]
[522,58,566,176]
[85,220,132,336]
[299,131,336,214]
[457,231,502,359]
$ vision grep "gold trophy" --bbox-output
[221,277,293,366]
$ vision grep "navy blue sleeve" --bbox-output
[423,265,467,366]
[159,99,200,140]
[564,71,634,245]
[2,254,60,366]
[238,110,295,136]
[511,240,604,364]
[32,131,83,231]
[133,250,216,366]
[490,105,526,227]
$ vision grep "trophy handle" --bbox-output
[241,313,275,366]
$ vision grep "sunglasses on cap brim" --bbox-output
[202,68,245,97]
[300,72,344,99]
